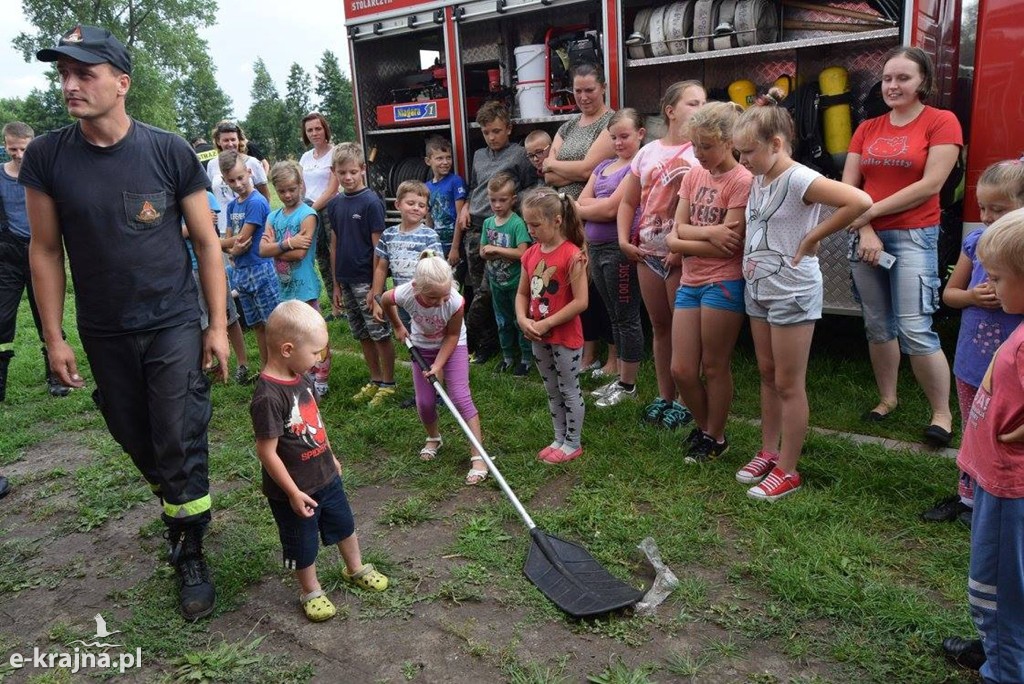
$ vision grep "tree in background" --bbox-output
[244,58,286,160]
[178,54,233,143]
[14,0,222,133]
[315,50,355,144]
[280,63,312,159]
[19,83,72,134]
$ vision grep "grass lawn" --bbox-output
[0,287,977,683]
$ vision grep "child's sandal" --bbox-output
[342,563,389,592]
[465,456,489,486]
[300,589,337,622]
[419,436,443,461]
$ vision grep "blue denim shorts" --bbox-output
[850,226,942,355]
[268,475,355,571]
[675,279,746,313]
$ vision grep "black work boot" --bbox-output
[41,347,71,397]
[166,523,216,620]
[0,350,11,402]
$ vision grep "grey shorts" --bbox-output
[745,288,822,326]
[341,281,391,341]
[192,270,239,331]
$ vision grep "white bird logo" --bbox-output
[93,614,121,639]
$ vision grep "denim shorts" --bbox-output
[268,475,355,571]
[850,226,942,355]
[745,288,822,326]
[340,281,392,342]
[675,279,746,314]
[230,261,280,327]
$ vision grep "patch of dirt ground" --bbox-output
[1,434,839,683]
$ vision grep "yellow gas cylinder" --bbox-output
[772,74,793,98]
[728,79,757,110]
[819,66,852,159]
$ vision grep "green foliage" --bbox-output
[279,63,312,159]
[168,636,313,684]
[18,83,72,134]
[13,0,223,134]
[314,50,355,144]
[243,58,286,159]
[177,53,232,143]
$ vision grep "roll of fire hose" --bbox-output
[648,4,671,57]
[691,0,724,52]
[627,7,653,59]
[713,0,776,49]
[728,79,757,109]
[819,65,853,165]
[663,0,696,55]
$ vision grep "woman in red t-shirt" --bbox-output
[842,47,963,447]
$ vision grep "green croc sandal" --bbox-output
[342,563,389,592]
[301,589,337,622]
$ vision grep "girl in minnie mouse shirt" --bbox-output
[516,187,589,465]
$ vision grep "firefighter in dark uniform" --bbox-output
[21,25,229,620]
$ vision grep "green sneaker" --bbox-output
[660,401,693,430]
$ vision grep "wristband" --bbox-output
[286,237,293,250]
[278,240,286,252]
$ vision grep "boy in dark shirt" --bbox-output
[251,300,388,622]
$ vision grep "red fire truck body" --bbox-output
[342,0,1023,313]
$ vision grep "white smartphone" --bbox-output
[877,251,897,270]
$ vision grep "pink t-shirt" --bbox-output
[957,323,1024,498]
[848,106,962,230]
[631,139,699,257]
[677,163,753,286]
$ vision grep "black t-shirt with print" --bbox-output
[19,120,207,336]
[250,373,337,501]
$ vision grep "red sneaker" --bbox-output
[736,450,779,484]
[747,466,801,501]
[540,447,583,464]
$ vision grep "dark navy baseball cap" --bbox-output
[37,25,132,76]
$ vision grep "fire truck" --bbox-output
[342,0,1023,313]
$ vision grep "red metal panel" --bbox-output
[346,0,441,21]
[963,0,1024,222]
[605,0,621,109]
[445,6,469,180]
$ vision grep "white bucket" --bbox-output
[514,44,546,83]
[516,83,549,119]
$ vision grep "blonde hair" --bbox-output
[660,80,705,118]
[332,142,364,169]
[413,250,454,294]
[525,129,552,147]
[266,300,327,350]
[608,107,645,131]
[978,158,1024,208]
[270,160,303,189]
[520,186,585,250]
[487,171,516,195]
[688,101,742,143]
[396,180,429,202]
[977,208,1024,277]
[217,150,246,176]
[736,87,795,145]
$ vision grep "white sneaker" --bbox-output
[595,384,637,407]
[590,380,619,398]
[314,381,329,398]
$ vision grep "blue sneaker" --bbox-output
[642,397,670,424]
[660,401,693,430]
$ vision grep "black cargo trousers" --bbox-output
[81,320,212,527]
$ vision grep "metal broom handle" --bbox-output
[404,338,537,530]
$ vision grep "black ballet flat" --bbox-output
[923,425,953,448]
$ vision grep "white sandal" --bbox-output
[465,456,489,485]
[420,435,443,461]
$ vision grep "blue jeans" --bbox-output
[850,226,942,355]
